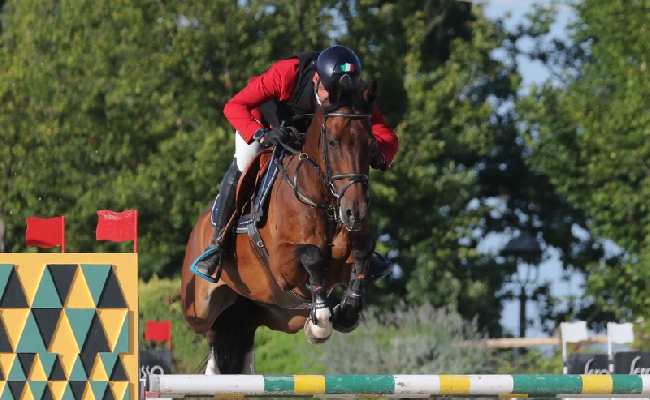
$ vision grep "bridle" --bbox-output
[277,111,373,241]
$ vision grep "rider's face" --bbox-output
[313,73,329,102]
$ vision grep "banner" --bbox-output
[139,349,172,379]
[614,351,650,375]
[566,353,609,374]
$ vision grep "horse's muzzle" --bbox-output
[341,202,367,231]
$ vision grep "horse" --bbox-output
[181,78,379,374]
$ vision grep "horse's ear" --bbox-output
[328,79,341,103]
[364,80,378,104]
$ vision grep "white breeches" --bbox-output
[234,130,262,172]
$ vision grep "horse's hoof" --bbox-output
[331,304,360,333]
[304,316,332,345]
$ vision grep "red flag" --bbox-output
[96,210,138,253]
[25,216,66,252]
[145,320,172,350]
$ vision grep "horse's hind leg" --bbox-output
[211,296,259,374]
[300,244,333,344]
[205,329,219,375]
[332,235,374,333]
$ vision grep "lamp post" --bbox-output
[500,230,543,339]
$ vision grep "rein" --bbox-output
[277,111,372,243]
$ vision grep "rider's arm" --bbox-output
[370,106,399,171]
[223,58,300,143]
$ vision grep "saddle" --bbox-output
[211,145,393,285]
[211,146,283,266]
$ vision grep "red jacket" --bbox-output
[223,57,399,169]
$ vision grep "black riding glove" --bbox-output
[369,146,386,170]
[259,126,292,148]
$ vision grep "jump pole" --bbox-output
[145,374,650,398]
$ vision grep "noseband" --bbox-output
[279,111,373,230]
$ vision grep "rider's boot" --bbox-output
[367,256,393,281]
[191,159,242,281]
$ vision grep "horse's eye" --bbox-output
[328,139,337,147]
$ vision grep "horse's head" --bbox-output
[303,78,378,231]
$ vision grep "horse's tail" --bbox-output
[213,295,258,374]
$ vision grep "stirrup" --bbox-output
[190,246,221,283]
[368,253,393,282]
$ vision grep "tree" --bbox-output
[0,0,332,278]
[516,1,650,324]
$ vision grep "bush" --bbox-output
[302,302,497,374]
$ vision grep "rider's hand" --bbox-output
[369,146,386,170]
[259,126,292,148]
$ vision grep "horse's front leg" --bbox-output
[299,244,333,344]
[332,235,374,333]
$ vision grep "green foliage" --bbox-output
[0,0,332,279]
[496,348,562,375]
[515,0,650,325]
[303,302,496,374]
[254,328,326,374]
[4,0,631,341]
[138,277,207,373]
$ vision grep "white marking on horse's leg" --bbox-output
[304,307,333,344]
[205,345,220,375]
[242,347,255,374]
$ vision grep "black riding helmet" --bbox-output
[315,45,361,92]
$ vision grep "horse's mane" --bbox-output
[323,82,373,115]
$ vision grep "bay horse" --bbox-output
[181,79,378,374]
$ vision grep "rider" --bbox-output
[192,45,399,281]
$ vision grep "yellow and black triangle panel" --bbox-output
[98,353,119,381]
[82,312,111,354]
[6,381,27,399]
[96,268,127,309]
[47,380,69,400]
[27,381,47,399]
[48,355,67,382]
[32,309,62,351]
[68,354,88,382]
[36,352,56,381]
[1,309,30,354]
[0,354,15,382]
[31,266,63,308]
[110,262,137,311]
[0,265,21,307]
[90,381,109,399]
[64,266,95,308]
[47,264,78,306]
[63,309,95,352]
[69,381,87,400]
[0,268,28,308]
[109,381,129,400]
[27,353,48,381]
[0,312,13,353]
[88,354,108,381]
[79,264,112,307]
[6,355,25,381]
[109,355,128,381]
[54,353,77,383]
[16,312,47,353]
[14,261,45,307]
[48,309,80,356]
[96,309,128,353]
